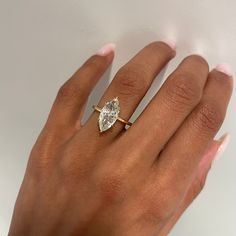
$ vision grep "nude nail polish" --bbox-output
[215,63,232,76]
[162,39,176,50]
[96,43,116,56]
[214,133,231,160]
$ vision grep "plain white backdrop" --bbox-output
[0,0,235,235]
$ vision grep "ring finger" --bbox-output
[82,41,176,143]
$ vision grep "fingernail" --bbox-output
[96,43,116,56]
[162,39,176,50]
[214,133,230,160]
[215,63,232,77]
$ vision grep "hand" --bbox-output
[9,41,233,236]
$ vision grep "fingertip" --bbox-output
[215,63,233,77]
[214,133,230,160]
[96,43,116,57]
[161,39,177,51]
[199,132,230,170]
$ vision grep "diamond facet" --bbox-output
[98,97,120,132]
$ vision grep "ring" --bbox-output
[92,97,132,132]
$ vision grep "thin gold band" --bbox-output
[92,105,132,126]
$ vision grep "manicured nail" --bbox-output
[215,63,232,76]
[214,133,230,160]
[162,39,176,50]
[96,43,116,56]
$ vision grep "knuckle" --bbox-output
[98,171,126,204]
[142,195,172,224]
[28,148,53,180]
[165,73,202,109]
[56,82,81,103]
[194,102,224,132]
[85,55,107,74]
[141,183,177,224]
[190,176,206,199]
[195,176,206,193]
[114,64,150,98]
[143,202,166,224]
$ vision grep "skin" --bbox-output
[8,41,233,236]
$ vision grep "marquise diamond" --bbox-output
[98,97,120,132]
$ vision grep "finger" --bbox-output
[154,68,233,204]
[157,134,229,236]
[120,55,209,164]
[82,41,175,142]
[44,44,115,140]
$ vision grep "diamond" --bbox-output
[98,97,120,132]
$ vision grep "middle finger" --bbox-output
[120,55,209,164]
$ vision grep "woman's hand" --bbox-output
[9,41,233,236]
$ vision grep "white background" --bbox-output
[0,0,235,235]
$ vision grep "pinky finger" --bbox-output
[157,133,230,236]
